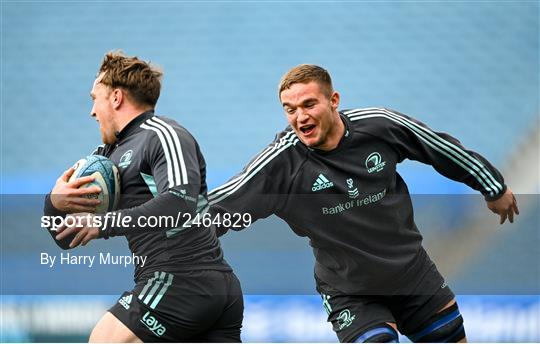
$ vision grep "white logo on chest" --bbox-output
[365,152,386,173]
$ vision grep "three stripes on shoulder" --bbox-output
[140,117,188,188]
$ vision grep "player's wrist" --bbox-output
[95,214,111,239]
[44,194,68,216]
[484,184,508,202]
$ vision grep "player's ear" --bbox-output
[330,91,340,110]
[111,88,123,110]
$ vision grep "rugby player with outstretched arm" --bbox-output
[209,64,519,343]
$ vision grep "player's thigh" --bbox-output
[351,323,399,343]
[320,292,396,343]
[405,299,466,343]
[89,311,142,343]
[108,271,208,342]
[390,263,464,342]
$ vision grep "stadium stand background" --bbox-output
[1,2,538,342]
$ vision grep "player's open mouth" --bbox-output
[300,125,316,136]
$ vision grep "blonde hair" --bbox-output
[278,64,333,100]
[98,50,163,107]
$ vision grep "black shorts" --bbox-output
[318,263,455,342]
[108,269,243,342]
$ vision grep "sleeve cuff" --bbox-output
[484,184,507,202]
[97,214,111,239]
[43,194,67,217]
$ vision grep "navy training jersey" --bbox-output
[209,107,506,295]
[45,111,231,281]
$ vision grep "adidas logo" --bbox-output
[119,294,132,310]
[312,174,334,192]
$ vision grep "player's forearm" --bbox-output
[462,152,506,201]
[43,194,76,249]
[380,109,507,200]
[208,204,256,237]
[431,149,507,201]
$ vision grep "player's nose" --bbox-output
[297,108,309,122]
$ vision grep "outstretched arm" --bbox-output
[354,108,520,224]
[208,130,297,236]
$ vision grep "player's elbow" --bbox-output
[214,226,229,237]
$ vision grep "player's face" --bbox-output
[281,81,341,151]
[90,73,116,144]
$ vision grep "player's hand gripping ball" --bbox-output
[69,155,121,213]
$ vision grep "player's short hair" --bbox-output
[278,64,334,100]
[98,50,163,107]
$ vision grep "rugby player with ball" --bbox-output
[43,51,243,342]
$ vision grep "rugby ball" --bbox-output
[69,155,121,213]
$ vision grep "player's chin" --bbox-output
[300,136,321,148]
[101,134,114,145]
[291,127,321,148]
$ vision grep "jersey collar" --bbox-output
[337,112,353,148]
[309,112,352,155]
[115,110,155,142]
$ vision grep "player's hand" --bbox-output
[55,213,100,248]
[50,167,101,213]
[486,188,519,224]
